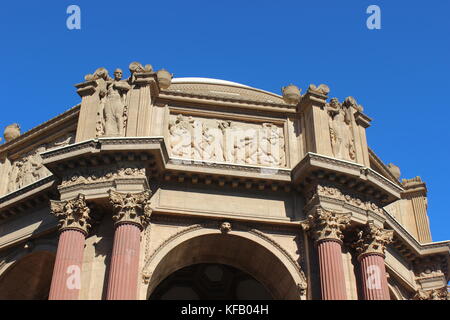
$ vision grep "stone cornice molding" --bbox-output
[292,152,403,205]
[50,194,92,235]
[158,89,296,114]
[368,148,401,186]
[108,189,152,230]
[300,206,351,243]
[0,105,79,157]
[354,220,394,260]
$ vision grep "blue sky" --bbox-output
[0,1,448,241]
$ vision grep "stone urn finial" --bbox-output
[4,123,21,142]
[387,163,401,180]
[156,69,173,90]
[282,84,301,105]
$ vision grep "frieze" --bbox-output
[60,163,146,188]
[168,114,286,168]
[5,134,75,194]
[305,183,384,216]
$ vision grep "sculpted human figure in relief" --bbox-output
[169,115,192,158]
[103,69,131,136]
[327,98,356,161]
[258,123,284,166]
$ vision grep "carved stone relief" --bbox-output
[6,133,75,193]
[168,114,286,167]
[60,163,145,188]
[306,183,384,216]
[326,98,356,161]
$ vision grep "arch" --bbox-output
[143,226,307,300]
[0,240,57,300]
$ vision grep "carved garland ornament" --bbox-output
[108,189,152,229]
[301,207,351,243]
[50,194,92,235]
[306,184,384,215]
[61,165,145,188]
[354,220,394,258]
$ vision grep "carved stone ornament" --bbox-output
[3,123,21,142]
[168,114,286,167]
[50,194,92,235]
[108,189,153,229]
[300,207,351,243]
[326,98,356,161]
[413,287,448,300]
[354,220,394,259]
[219,221,232,234]
[281,84,301,105]
[308,84,330,95]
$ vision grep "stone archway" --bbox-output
[149,263,273,300]
[0,250,55,300]
[144,228,307,300]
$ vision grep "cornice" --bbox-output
[0,105,80,155]
[292,152,403,205]
[368,148,402,186]
[158,92,297,115]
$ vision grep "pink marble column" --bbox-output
[355,221,393,300]
[301,207,351,300]
[49,229,85,300]
[317,239,347,300]
[106,190,152,300]
[359,253,390,300]
[106,223,142,300]
[48,194,92,300]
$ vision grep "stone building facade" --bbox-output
[0,62,448,300]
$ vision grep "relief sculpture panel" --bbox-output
[6,134,75,194]
[168,114,286,167]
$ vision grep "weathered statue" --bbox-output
[103,69,131,136]
[327,98,356,161]
[4,124,21,142]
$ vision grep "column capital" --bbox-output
[301,207,351,243]
[354,220,394,259]
[50,194,92,235]
[413,287,448,300]
[108,189,152,230]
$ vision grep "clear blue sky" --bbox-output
[0,1,448,241]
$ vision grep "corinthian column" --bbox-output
[106,189,152,300]
[301,207,351,300]
[49,194,92,300]
[354,221,394,300]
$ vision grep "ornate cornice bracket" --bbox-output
[50,194,92,235]
[354,220,394,259]
[108,189,153,230]
[300,206,351,243]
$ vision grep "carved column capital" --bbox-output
[354,220,394,259]
[108,189,152,230]
[301,207,351,243]
[413,287,448,300]
[50,194,92,235]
